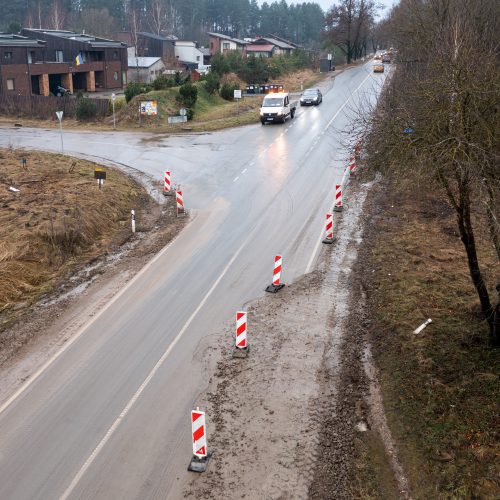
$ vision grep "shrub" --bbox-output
[186,108,195,121]
[174,71,183,86]
[152,75,174,90]
[220,83,239,101]
[124,82,143,103]
[75,98,97,121]
[204,72,220,95]
[210,53,231,75]
[178,83,198,108]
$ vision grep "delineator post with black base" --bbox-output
[232,311,250,358]
[265,255,285,293]
[322,212,336,244]
[334,184,343,212]
[188,408,210,473]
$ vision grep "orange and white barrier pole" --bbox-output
[334,185,343,212]
[322,213,335,244]
[188,408,210,472]
[176,190,185,217]
[266,255,285,293]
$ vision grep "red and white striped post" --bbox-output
[233,311,250,357]
[163,170,172,196]
[176,190,185,217]
[334,184,343,212]
[188,407,210,472]
[349,156,357,176]
[266,255,285,293]
[322,212,335,244]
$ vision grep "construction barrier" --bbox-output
[176,190,185,217]
[164,171,172,195]
[334,185,343,212]
[322,212,335,244]
[265,255,285,293]
[188,408,210,472]
[233,311,249,358]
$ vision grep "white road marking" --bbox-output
[305,71,373,274]
[233,176,239,182]
[59,232,254,500]
[241,168,247,174]
[0,215,200,418]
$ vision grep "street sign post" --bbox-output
[55,111,64,153]
[111,93,116,129]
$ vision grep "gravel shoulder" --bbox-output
[182,179,384,499]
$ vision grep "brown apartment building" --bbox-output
[0,30,127,97]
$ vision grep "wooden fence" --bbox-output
[0,94,110,119]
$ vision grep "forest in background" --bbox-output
[1,0,325,47]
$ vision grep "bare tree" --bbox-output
[149,0,165,35]
[363,0,500,344]
[49,0,66,30]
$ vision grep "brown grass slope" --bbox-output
[0,148,145,326]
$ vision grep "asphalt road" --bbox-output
[0,60,388,499]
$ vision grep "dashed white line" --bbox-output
[241,168,247,174]
[233,176,239,182]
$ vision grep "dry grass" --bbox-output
[0,148,145,325]
[362,177,499,498]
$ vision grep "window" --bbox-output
[4,51,12,61]
[28,51,35,64]
[113,71,118,81]
[196,55,200,61]
[222,42,230,50]
[113,51,118,59]
[55,50,63,62]
[6,79,14,90]
[210,42,213,50]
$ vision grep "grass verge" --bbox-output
[0,148,147,329]
[357,178,499,498]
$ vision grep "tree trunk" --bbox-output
[456,190,495,341]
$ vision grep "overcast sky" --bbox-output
[257,0,398,19]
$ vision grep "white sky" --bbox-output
[257,0,398,19]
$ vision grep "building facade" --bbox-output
[207,33,248,56]
[0,30,127,97]
[127,56,165,83]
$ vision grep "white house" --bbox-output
[127,56,165,83]
[174,40,204,68]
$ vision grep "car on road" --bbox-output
[260,92,298,124]
[300,88,322,106]
[373,63,385,73]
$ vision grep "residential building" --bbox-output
[0,34,46,95]
[137,32,176,62]
[127,56,165,83]
[174,40,204,68]
[245,36,296,58]
[8,29,128,95]
[207,32,248,56]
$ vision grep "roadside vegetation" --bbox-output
[353,0,499,497]
[0,149,147,330]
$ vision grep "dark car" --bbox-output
[300,88,322,106]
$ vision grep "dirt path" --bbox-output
[183,180,378,499]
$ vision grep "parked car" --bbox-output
[300,88,322,106]
[373,63,385,73]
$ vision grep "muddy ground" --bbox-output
[0,173,406,499]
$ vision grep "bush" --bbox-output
[220,83,239,101]
[186,108,195,121]
[178,83,198,108]
[152,75,174,90]
[174,71,183,86]
[76,98,97,121]
[124,82,143,103]
[204,72,220,95]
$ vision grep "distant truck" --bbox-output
[260,92,298,124]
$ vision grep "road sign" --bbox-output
[327,53,332,60]
[234,89,242,99]
[55,111,63,121]
[94,168,107,180]
[180,108,187,116]
[111,93,116,102]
